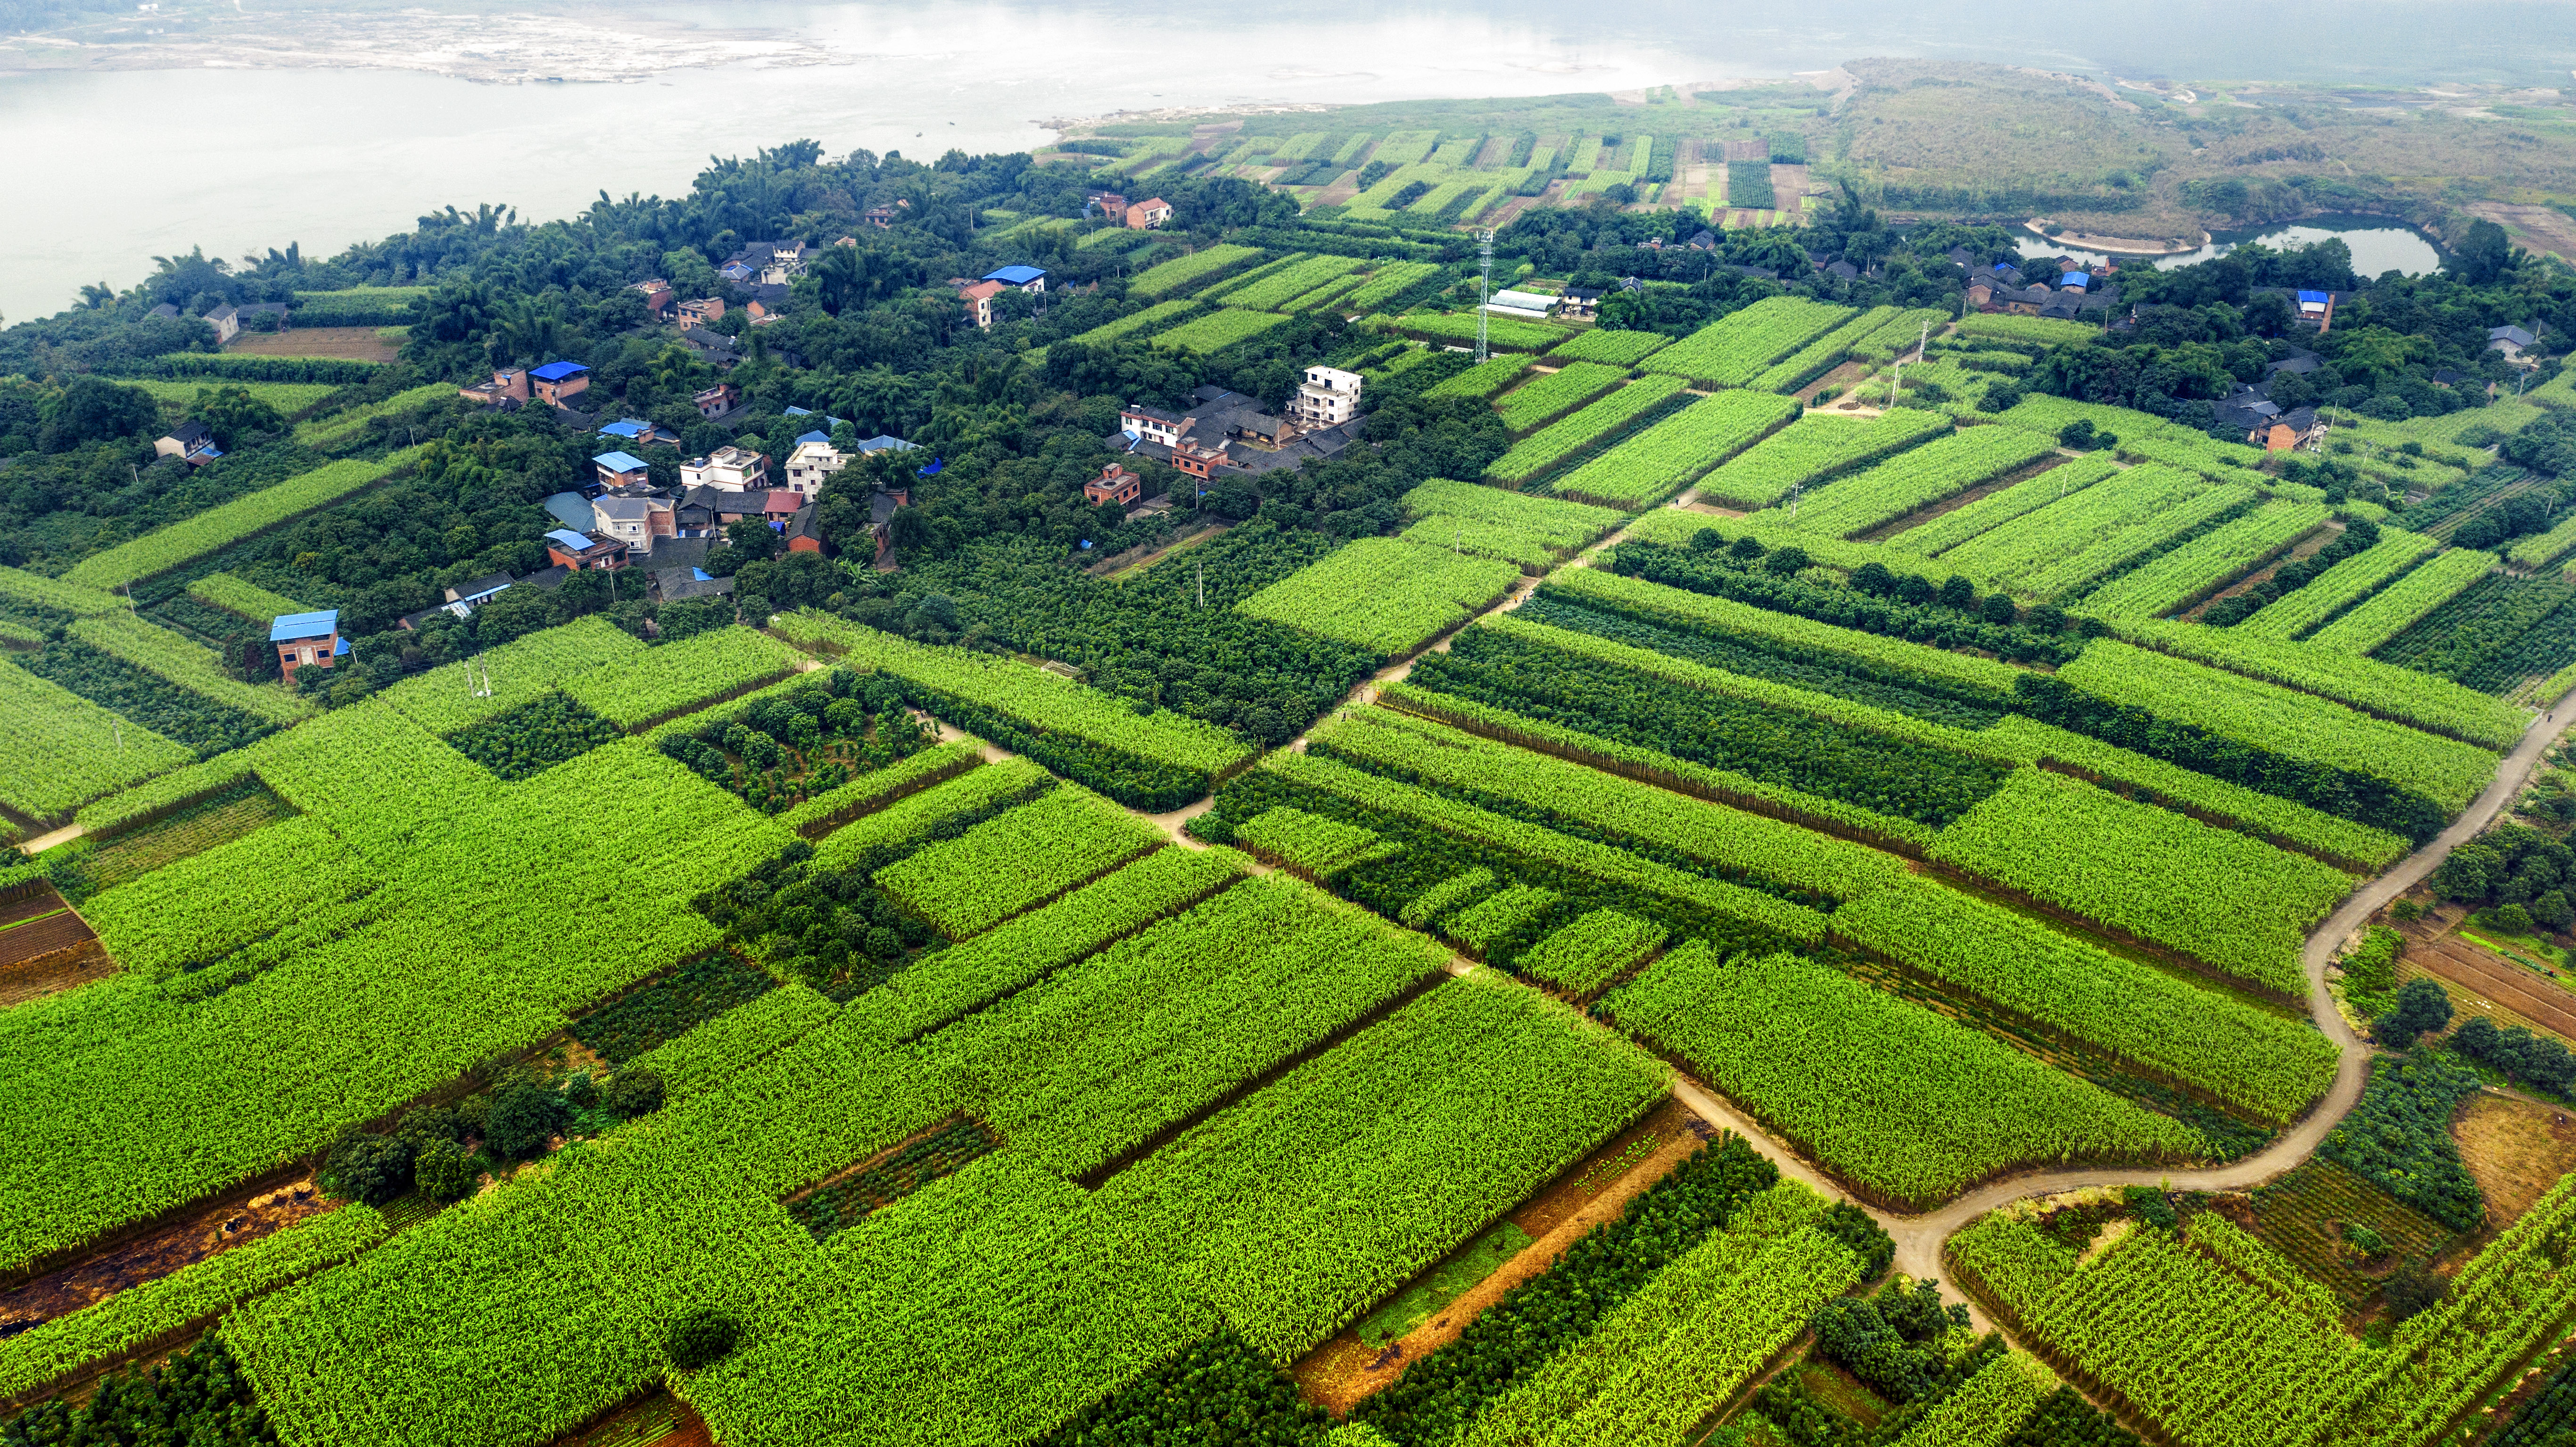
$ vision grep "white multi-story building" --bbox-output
[680,445,769,491]
[1290,365,1363,428]
[783,439,849,495]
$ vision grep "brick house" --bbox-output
[1083,463,1142,509]
[958,280,1006,329]
[1126,197,1173,230]
[460,367,530,406]
[271,609,342,682]
[678,298,725,329]
[528,361,590,406]
[544,527,629,570]
[593,450,652,488]
[693,382,739,419]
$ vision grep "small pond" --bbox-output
[2017,214,2445,276]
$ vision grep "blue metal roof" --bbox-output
[2060,271,2089,288]
[692,567,715,581]
[2298,289,2331,304]
[597,419,645,438]
[983,264,1046,285]
[541,491,595,531]
[332,637,350,656]
[855,434,918,453]
[795,430,830,447]
[529,361,590,381]
[545,528,594,551]
[270,609,339,642]
[593,450,649,473]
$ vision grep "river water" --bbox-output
[2017,214,2448,277]
[4,0,2571,322]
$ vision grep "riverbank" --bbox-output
[2023,219,2208,255]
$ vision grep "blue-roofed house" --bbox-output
[983,264,1048,293]
[594,450,651,488]
[2296,290,2336,330]
[528,361,591,405]
[2492,324,2539,358]
[598,418,678,448]
[270,609,341,682]
[2059,271,2089,290]
[545,527,629,571]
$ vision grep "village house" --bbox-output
[1085,190,1130,225]
[787,504,826,555]
[593,450,651,488]
[958,279,1007,329]
[597,418,679,449]
[270,609,342,682]
[528,361,591,406]
[459,367,529,406]
[1083,463,1142,509]
[592,493,675,554]
[544,528,629,570]
[655,564,735,603]
[1289,365,1363,428]
[154,419,221,466]
[205,304,240,345]
[1126,197,1173,230]
[630,279,677,319]
[677,298,724,329]
[747,284,792,323]
[444,571,516,609]
[784,436,849,494]
[861,206,898,229]
[681,445,768,491]
[1560,287,1603,319]
[983,264,1048,295]
[2492,324,2540,360]
[693,382,740,419]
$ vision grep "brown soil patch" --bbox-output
[2468,202,2576,266]
[1767,164,1808,213]
[549,1388,714,1447]
[1799,361,1871,403]
[2455,1093,2576,1231]
[227,327,400,362]
[0,937,117,1008]
[0,887,66,930]
[1293,1097,1706,1414]
[0,907,96,970]
[0,1174,331,1338]
[2396,919,2576,1044]
[2176,522,2345,620]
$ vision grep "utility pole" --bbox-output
[1788,477,1804,522]
[1196,558,1205,609]
[1475,229,1494,364]
[1916,320,1929,364]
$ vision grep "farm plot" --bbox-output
[293,382,453,448]
[2074,500,2331,619]
[1495,362,1629,433]
[1129,244,1266,299]
[2114,617,2526,750]
[875,785,1164,938]
[1395,477,1624,573]
[1067,299,1200,347]
[1604,945,2200,1210]
[1694,409,1951,511]
[1402,311,1573,352]
[2012,483,2255,603]
[1832,875,2336,1120]
[1547,328,1673,367]
[2305,547,2499,655]
[124,377,342,416]
[185,572,306,624]
[1346,262,1446,311]
[1924,768,2351,998]
[1758,427,2056,538]
[377,616,645,736]
[0,662,193,820]
[1152,307,1292,355]
[558,627,802,731]
[1937,464,2212,592]
[1426,354,1538,401]
[1749,304,1905,393]
[1545,388,1799,508]
[71,612,316,727]
[65,450,421,591]
[1234,536,1520,658]
[1215,254,1364,311]
[1485,374,1689,487]
[2236,528,2440,639]
[0,567,124,618]
[1640,297,1856,388]
[1956,315,2104,353]
[1849,307,1950,362]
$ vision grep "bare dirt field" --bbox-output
[228,327,401,363]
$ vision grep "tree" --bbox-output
[325,1129,413,1205]
[603,1067,664,1118]
[40,377,157,452]
[483,1079,570,1160]
[668,1309,741,1371]
[2456,219,2514,286]
[412,1139,480,1203]
[2377,979,2453,1049]
[186,384,284,448]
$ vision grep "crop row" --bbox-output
[293,383,456,449]
[2115,434,2268,482]
[1764,427,2057,540]
[73,612,318,726]
[2236,528,2440,640]
[378,615,648,736]
[1345,262,1446,311]
[875,784,1165,938]
[2075,501,2330,618]
[1495,361,1630,433]
[1068,298,1201,347]
[1889,1351,2059,1447]
[1981,714,2410,869]
[1213,252,1364,310]
[849,844,1249,1045]
[628,978,840,1104]
[2015,483,2257,603]
[2305,546,2497,655]
[1548,388,1800,508]
[1641,297,1857,388]
[1424,354,1537,401]
[769,740,984,838]
[1231,805,1389,877]
[1309,704,1911,903]
[1098,969,1670,1363]
[1485,374,1690,485]
[1885,453,2123,559]
[915,873,1447,1180]
[2181,1211,2343,1328]
[1400,310,1574,351]
[558,626,802,730]
[775,610,1254,808]
[125,377,341,416]
[1453,1184,1863,1447]
[0,660,193,819]
[1696,408,1951,510]
[2113,617,2526,751]
[185,572,307,625]
[1516,907,1667,995]
[1235,535,1520,658]
[67,449,423,591]
[1129,243,1267,299]
[1833,873,2338,1120]
[1283,272,1367,312]
[84,811,376,977]
[806,758,1051,878]
[1253,748,1831,943]
[1543,564,2023,703]
[1849,307,1950,363]
[1957,314,2112,352]
[1400,477,1622,555]
[1152,307,1293,355]
[1749,304,1906,393]
[1927,767,2351,997]
[0,566,125,619]
[2058,639,2500,813]
[1604,945,2199,1210]
[1547,327,1673,366]
[0,1203,387,1401]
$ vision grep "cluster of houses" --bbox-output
[956,265,1049,329]
[1112,368,1366,488]
[1082,191,1174,230]
[1961,252,2124,321]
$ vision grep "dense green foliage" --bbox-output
[2318,1052,2486,1230]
